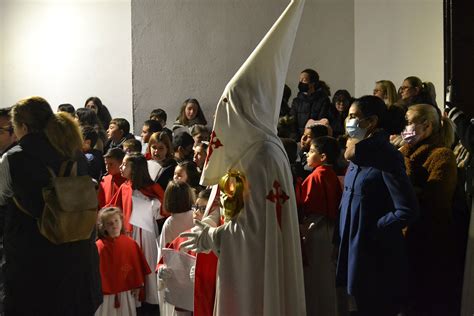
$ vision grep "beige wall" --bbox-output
[131,0,355,132]
[354,0,444,105]
[1,0,133,126]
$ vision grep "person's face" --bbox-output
[173,165,188,183]
[141,124,151,143]
[405,110,431,144]
[150,141,168,162]
[347,103,375,136]
[373,83,385,100]
[185,103,198,121]
[335,100,347,113]
[119,158,132,179]
[400,80,418,100]
[299,72,315,90]
[300,128,313,152]
[0,117,15,153]
[177,144,194,161]
[306,144,324,168]
[193,145,207,169]
[105,158,122,176]
[85,101,99,114]
[192,197,208,221]
[107,123,123,142]
[82,139,92,153]
[104,214,122,238]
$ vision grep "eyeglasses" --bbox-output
[0,126,13,134]
[192,205,206,212]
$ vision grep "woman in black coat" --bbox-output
[0,97,102,315]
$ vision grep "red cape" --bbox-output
[98,174,127,209]
[300,164,342,220]
[108,181,166,233]
[96,235,151,294]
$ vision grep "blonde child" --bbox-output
[95,207,151,316]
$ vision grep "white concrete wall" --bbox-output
[131,0,355,133]
[354,0,444,105]
[1,0,133,127]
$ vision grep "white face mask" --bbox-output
[401,123,421,145]
[345,118,368,140]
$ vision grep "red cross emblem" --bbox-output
[266,180,289,229]
[204,130,223,167]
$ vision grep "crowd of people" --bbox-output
[0,66,471,316]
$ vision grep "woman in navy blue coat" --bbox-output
[335,96,419,315]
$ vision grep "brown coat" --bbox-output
[399,137,459,313]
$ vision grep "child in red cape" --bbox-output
[108,153,167,309]
[95,207,151,316]
[98,148,126,209]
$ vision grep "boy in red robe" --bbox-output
[95,207,151,316]
[98,148,126,209]
[299,136,342,315]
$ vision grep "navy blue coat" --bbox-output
[336,132,419,310]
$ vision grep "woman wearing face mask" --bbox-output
[336,96,419,315]
[290,68,331,141]
[399,104,460,316]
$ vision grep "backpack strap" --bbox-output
[57,160,77,177]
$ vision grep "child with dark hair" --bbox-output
[57,103,75,115]
[173,99,207,131]
[173,132,195,162]
[108,153,166,310]
[297,123,329,180]
[173,160,202,193]
[157,180,195,316]
[75,107,107,152]
[123,138,142,154]
[98,148,127,208]
[81,125,105,181]
[329,89,352,137]
[190,124,210,144]
[85,96,112,131]
[141,119,162,155]
[149,108,173,142]
[95,207,151,316]
[299,136,342,316]
[104,118,135,154]
[193,142,208,172]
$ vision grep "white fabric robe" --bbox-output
[210,140,305,316]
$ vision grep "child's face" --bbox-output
[104,214,122,238]
[193,145,207,169]
[105,158,122,176]
[150,141,168,162]
[173,165,188,183]
[300,128,313,152]
[192,197,208,221]
[185,103,198,121]
[141,124,151,143]
[85,101,99,114]
[119,158,133,179]
[307,144,324,168]
[107,123,123,142]
[82,139,92,153]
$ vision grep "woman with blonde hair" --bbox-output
[0,96,102,315]
[373,80,399,106]
[399,103,460,315]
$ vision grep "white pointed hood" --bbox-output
[201,0,305,185]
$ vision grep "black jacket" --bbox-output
[2,133,102,315]
[290,88,331,140]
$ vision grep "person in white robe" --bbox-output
[180,1,306,315]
